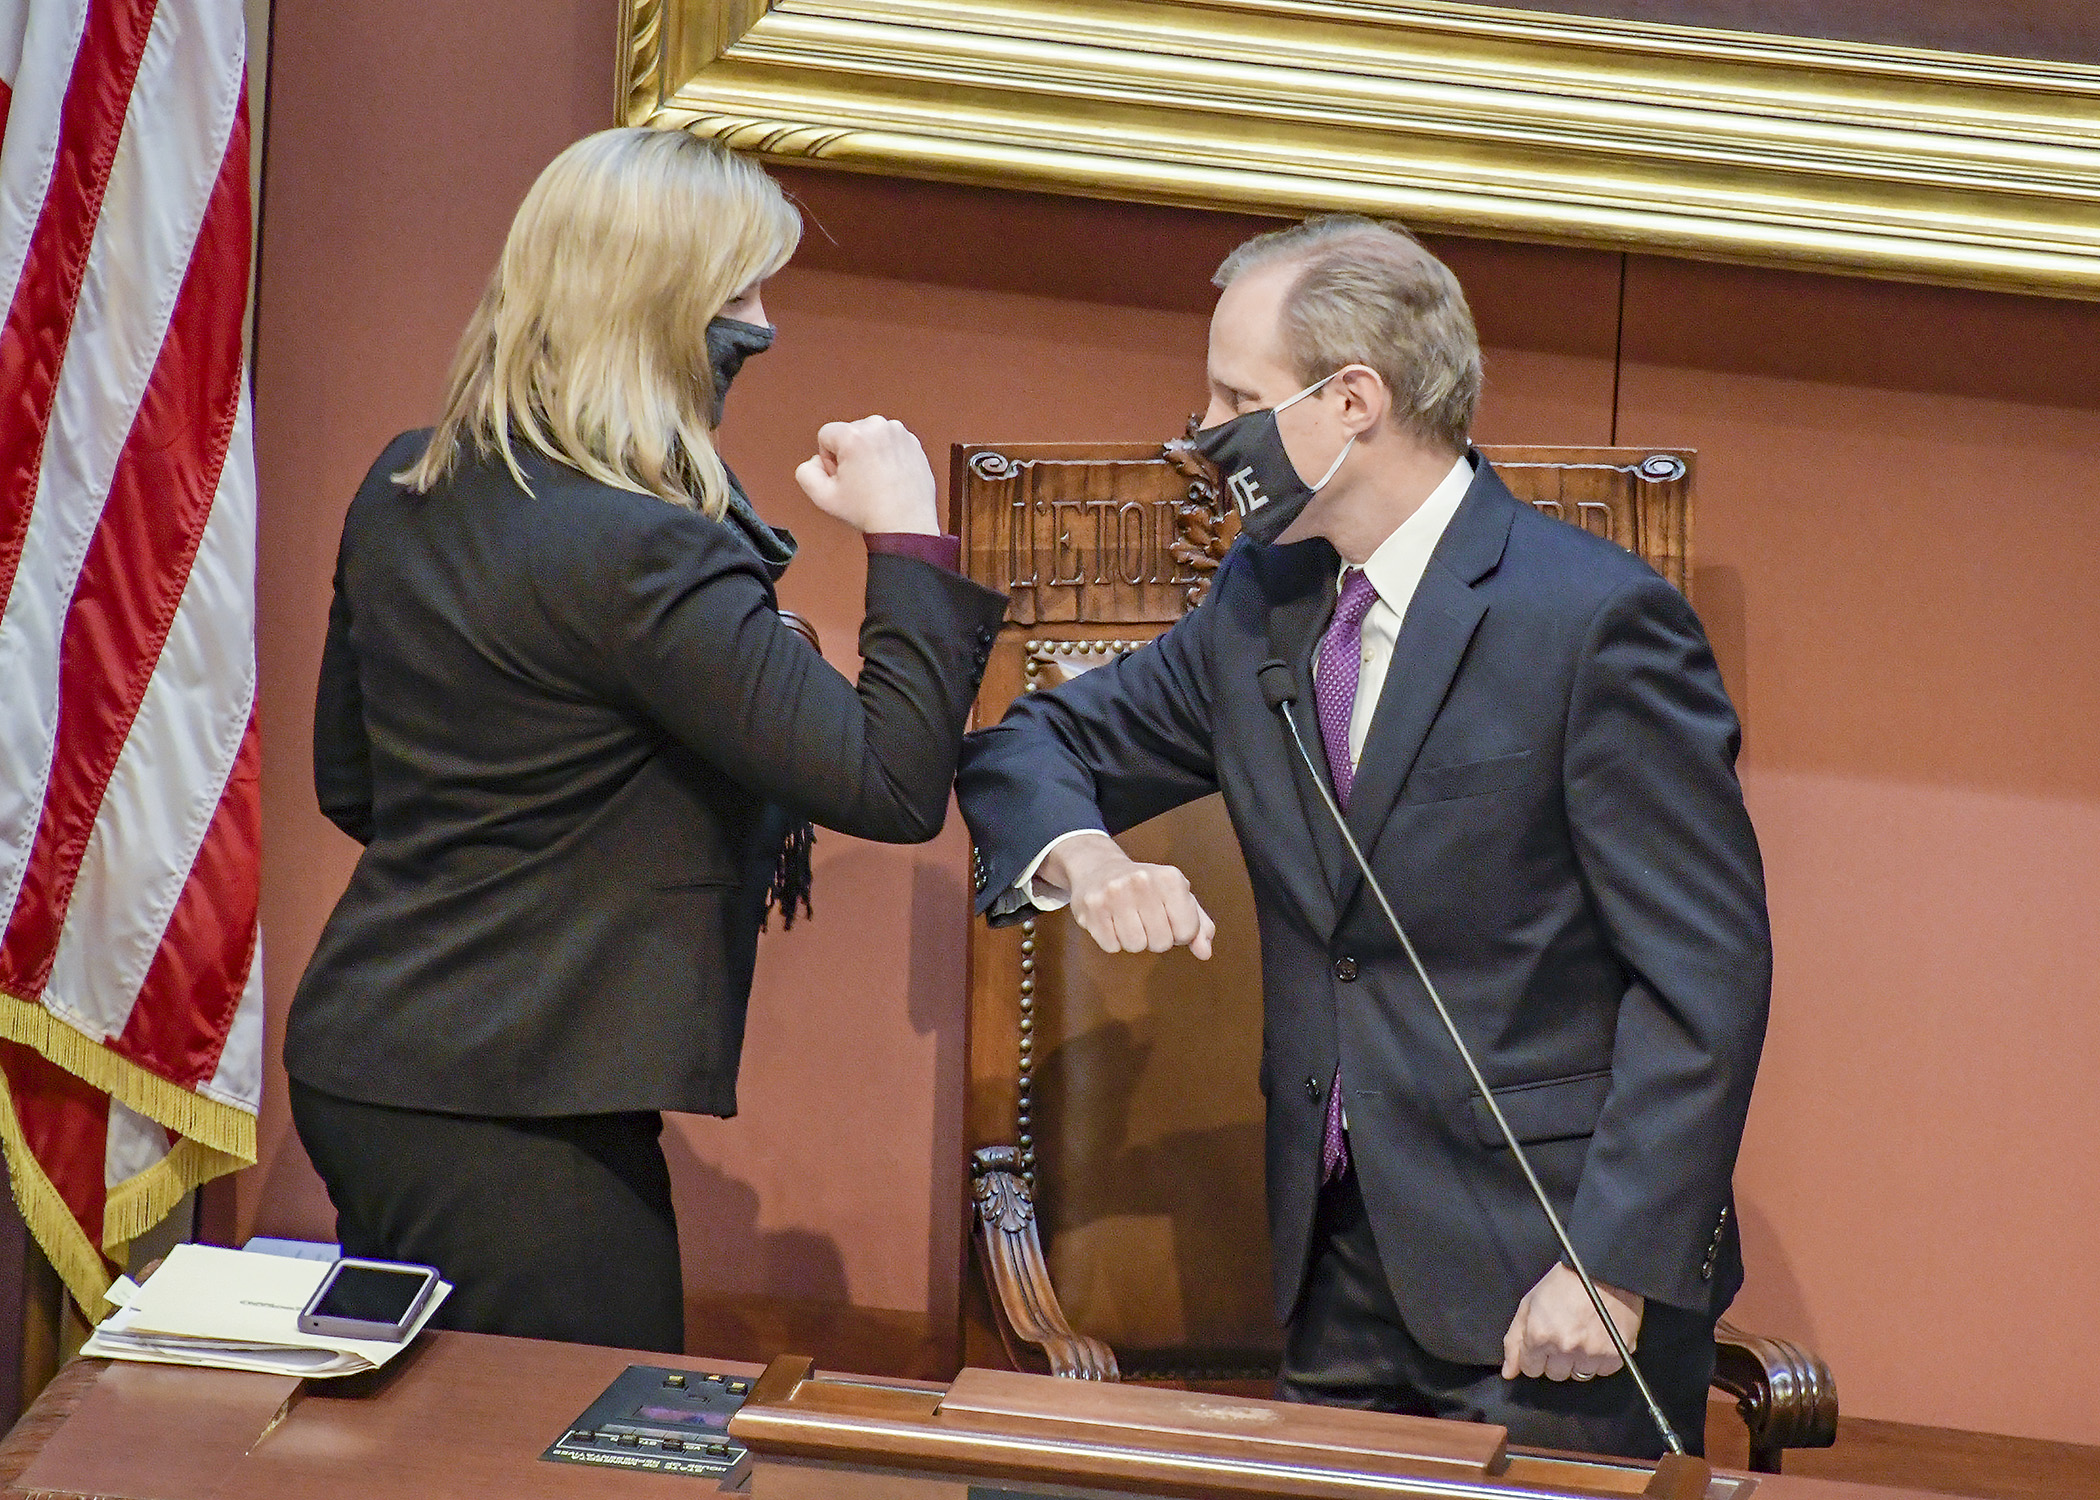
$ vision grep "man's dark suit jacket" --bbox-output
[956,456,1769,1367]
[288,432,1008,1120]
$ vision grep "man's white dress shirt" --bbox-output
[1016,453,1476,908]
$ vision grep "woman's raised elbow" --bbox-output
[829,772,952,845]
[858,793,949,846]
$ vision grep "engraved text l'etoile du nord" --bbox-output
[1021,496,1199,588]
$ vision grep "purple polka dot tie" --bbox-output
[1314,568,1379,1183]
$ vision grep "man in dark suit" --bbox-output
[955,217,1769,1458]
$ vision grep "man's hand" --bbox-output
[1040,832,1215,960]
[794,415,940,535]
[1501,1263,1643,1382]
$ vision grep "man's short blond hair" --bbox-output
[1216,216,1481,455]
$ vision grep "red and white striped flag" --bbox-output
[0,0,260,1310]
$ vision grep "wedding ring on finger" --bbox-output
[1572,1371,1596,1382]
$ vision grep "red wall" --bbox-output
[234,0,622,1254]
[1618,262,2100,1443]
[241,0,2100,1446]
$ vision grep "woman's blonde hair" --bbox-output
[397,128,800,518]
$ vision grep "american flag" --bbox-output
[0,0,260,1310]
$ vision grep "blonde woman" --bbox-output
[285,129,1007,1351]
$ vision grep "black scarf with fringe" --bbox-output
[718,462,815,931]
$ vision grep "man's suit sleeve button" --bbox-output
[1701,1205,1729,1278]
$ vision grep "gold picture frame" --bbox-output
[620,1,2100,300]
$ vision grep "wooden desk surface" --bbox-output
[1,1332,762,1500]
[0,1334,1956,1500]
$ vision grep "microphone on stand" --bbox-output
[1254,659,1684,1457]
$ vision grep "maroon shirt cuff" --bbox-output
[865,532,962,573]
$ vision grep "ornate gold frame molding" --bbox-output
[620,1,2100,300]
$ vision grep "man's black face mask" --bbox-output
[1189,369,1352,546]
[705,316,776,428]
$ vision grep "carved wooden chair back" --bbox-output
[954,441,1829,1469]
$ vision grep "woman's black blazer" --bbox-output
[285,432,1008,1119]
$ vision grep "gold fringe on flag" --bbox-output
[0,988,259,1313]
[0,1079,116,1313]
[0,1077,252,1315]
[0,990,257,1162]
[103,1137,251,1250]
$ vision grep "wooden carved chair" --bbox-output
[954,440,1838,1475]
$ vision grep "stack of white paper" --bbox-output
[84,1243,450,1378]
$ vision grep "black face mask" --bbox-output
[705,316,776,428]
[1189,370,1352,546]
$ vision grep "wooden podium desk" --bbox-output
[0,1333,1938,1500]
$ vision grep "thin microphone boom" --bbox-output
[1254,659,1683,1457]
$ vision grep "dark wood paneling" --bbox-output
[0,1189,25,1433]
[0,1184,79,1436]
